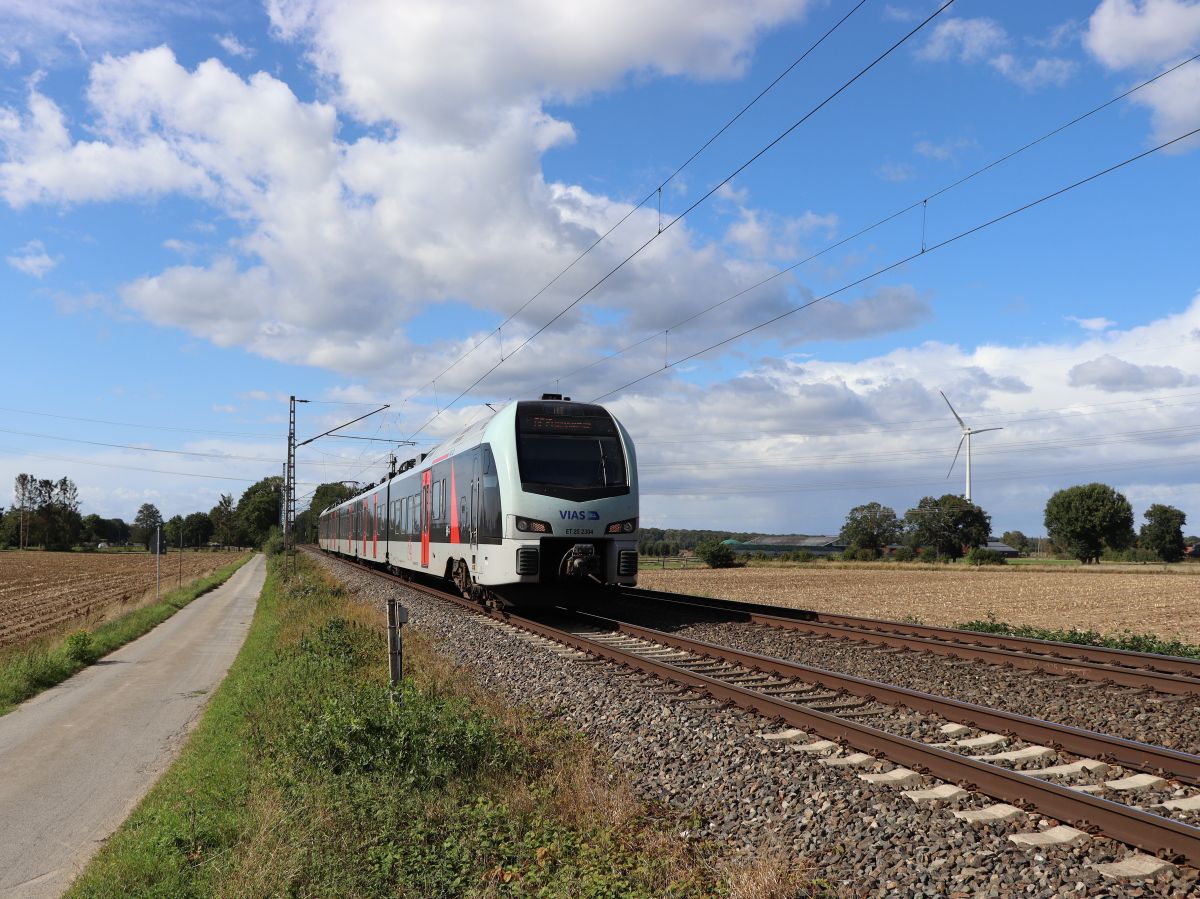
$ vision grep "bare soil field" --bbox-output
[637,564,1200,641]
[0,550,247,648]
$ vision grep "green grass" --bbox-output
[955,614,1200,660]
[0,554,251,715]
[66,554,805,898]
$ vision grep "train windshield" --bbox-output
[516,402,628,500]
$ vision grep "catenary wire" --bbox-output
[555,53,1200,388]
[402,0,958,440]
[390,0,873,410]
[590,123,1200,402]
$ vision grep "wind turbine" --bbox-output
[940,391,1001,503]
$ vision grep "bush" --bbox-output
[854,547,878,562]
[791,550,816,563]
[263,526,285,556]
[694,540,738,568]
[63,630,95,665]
[891,546,915,562]
[1101,547,1161,563]
[965,547,1007,566]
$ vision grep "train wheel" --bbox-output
[452,559,472,598]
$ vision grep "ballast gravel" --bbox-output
[667,617,1200,757]
[314,555,1199,898]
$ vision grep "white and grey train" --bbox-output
[317,396,639,601]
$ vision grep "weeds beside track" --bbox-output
[66,553,776,898]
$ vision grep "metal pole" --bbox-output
[155,525,161,600]
[386,597,407,692]
[178,526,183,588]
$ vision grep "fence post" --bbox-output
[387,596,408,696]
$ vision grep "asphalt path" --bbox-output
[0,553,265,898]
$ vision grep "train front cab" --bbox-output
[503,398,639,590]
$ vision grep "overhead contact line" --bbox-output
[551,53,1200,392]
[403,0,958,440]
[390,0,871,418]
[591,122,1200,402]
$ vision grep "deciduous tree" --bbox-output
[839,502,901,554]
[210,494,240,548]
[1000,530,1030,554]
[903,495,991,559]
[1043,483,1134,564]
[132,502,164,549]
[236,476,284,548]
[1140,504,1187,563]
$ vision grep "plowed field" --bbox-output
[637,564,1200,641]
[0,550,247,648]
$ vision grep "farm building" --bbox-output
[728,535,847,556]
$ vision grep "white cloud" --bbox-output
[1065,315,1116,331]
[988,54,1077,89]
[6,238,60,276]
[1068,354,1199,390]
[216,33,254,59]
[6,35,870,393]
[914,136,976,162]
[1085,0,1200,69]
[876,161,916,182]
[0,0,171,65]
[917,17,1007,62]
[162,238,197,255]
[267,0,813,140]
[596,292,1200,533]
[918,16,1076,91]
[1085,0,1200,147]
[883,5,919,23]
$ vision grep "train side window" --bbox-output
[432,480,441,522]
[440,479,447,518]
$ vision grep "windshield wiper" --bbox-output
[597,439,608,486]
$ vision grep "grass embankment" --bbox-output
[956,616,1200,660]
[0,553,251,715]
[68,554,812,898]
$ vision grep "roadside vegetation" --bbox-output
[956,614,1200,661]
[68,554,816,899]
[0,553,250,715]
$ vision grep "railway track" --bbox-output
[313,551,1200,871]
[610,586,1200,696]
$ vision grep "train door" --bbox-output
[421,469,431,568]
[372,494,379,559]
[470,453,480,550]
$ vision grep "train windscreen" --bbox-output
[515,402,629,500]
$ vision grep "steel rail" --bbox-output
[569,608,1200,785]
[312,551,1200,865]
[614,586,1200,696]
[619,585,1200,676]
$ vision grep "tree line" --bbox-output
[684,482,1193,568]
[838,484,1192,564]
[1,473,288,552]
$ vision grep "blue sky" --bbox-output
[2,0,1199,537]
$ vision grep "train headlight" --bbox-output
[606,517,637,534]
[515,517,552,534]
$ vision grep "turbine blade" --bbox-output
[946,434,965,478]
[972,427,1003,434]
[940,390,966,429]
